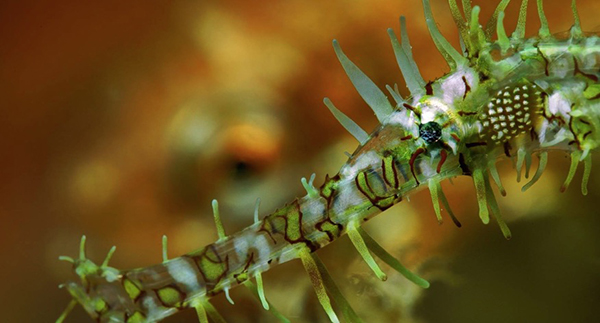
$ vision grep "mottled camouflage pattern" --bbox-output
[58,0,599,322]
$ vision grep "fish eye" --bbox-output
[419,121,442,144]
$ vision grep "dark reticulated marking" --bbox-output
[354,169,400,211]
[409,147,426,185]
[122,276,143,301]
[539,91,569,126]
[155,284,186,309]
[462,76,471,99]
[381,155,399,189]
[403,103,421,118]
[573,56,599,82]
[316,173,345,243]
[584,85,600,100]
[393,156,410,182]
[93,295,109,316]
[425,81,434,95]
[577,118,594,141]
[190,246,230,294]
[458,153,471,175]
[232,251,256,284]
[133,291,149,311]
[259,199,316,250]
[319,174,340,210]
[568,113,578,146]
[465,142,487,148]
[536,46,550,76]
[119,279,146,321]
[479,72,490,82]
[436,149,447,173]
[458,111,477,117]
[479,81,544,144]
[503,141,512,157]
[315,218,343,242]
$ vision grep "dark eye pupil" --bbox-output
[233,161,251,178]
[419,122,442,144]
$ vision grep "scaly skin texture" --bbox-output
[58,0,599,322]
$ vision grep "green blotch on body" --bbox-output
[123,278,141,300]
[284,206,302,242]
[126,311,145,323]
[356,172,377,200]
[382,155,398,188]
[93,298,107,313]
[235,272,249,282]
[583,83,600,100]
[318,221,340,238]
[376,196,396,209]
[157,286,183,307]
[197,248,227,283]
[269,203,304,242]
[320,176,339,199]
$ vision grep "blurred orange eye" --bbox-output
[223,123,282,177]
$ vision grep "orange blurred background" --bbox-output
[1,0,599,322]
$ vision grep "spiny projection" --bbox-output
[57,0,599,322]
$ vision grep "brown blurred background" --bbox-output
[1,0,599,322]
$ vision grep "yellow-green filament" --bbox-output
[571,0,583,38]
[211,199,226,241]
[254,272,269,310]
[312,253,364,323]
[581,154,592,195]
[332,40,394,123]
[429,179,443,224]
[516,148,526,182]
[79,235,87,261]
[536,0,550,38]
[448,0,466,33]
[496,11,510,53]
[224,286,234,305]
[513,0,529,40]
[55,299,77,323]
[348,221,387,281]
[357,227,430,288]
[484,176,512,240]
[485,0,511,40]
[488,161,506,196]
[422,0,467,69]
[162,235,168,263]
[561,151,582,192]
[522,152,548,192]
[203,300,226,323]
[253,198,261,224]
[473,168,490,224]
[301,173,319,198]
[299,247,340,323]
[194,302,209,323]
[462,0,472,19]
[243,280,290,322]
